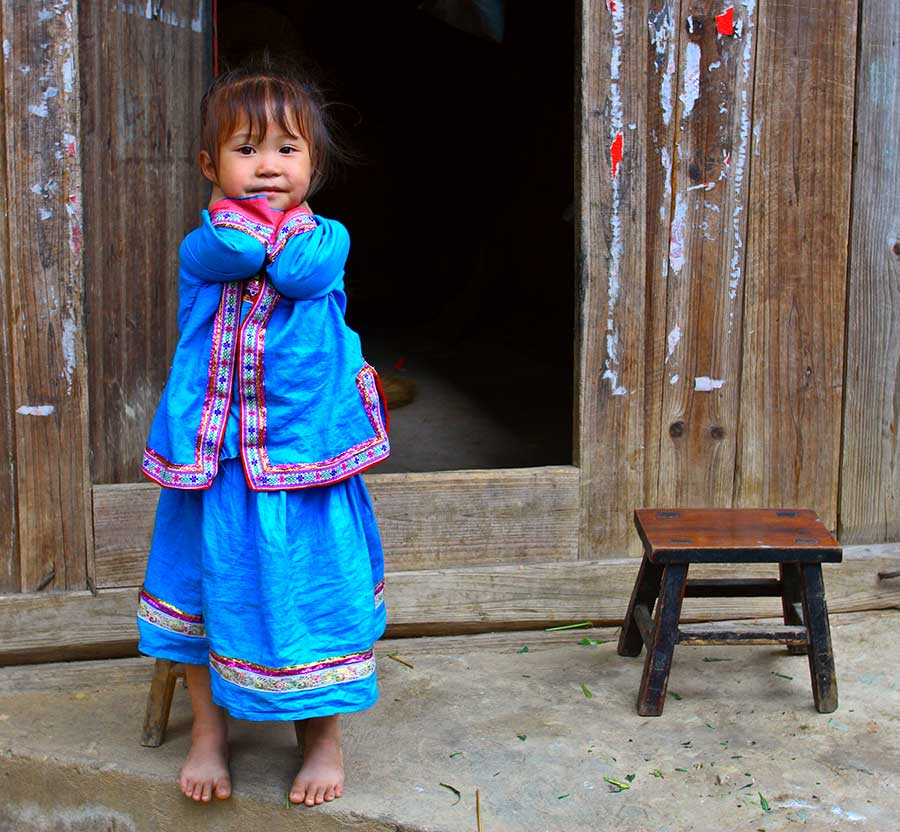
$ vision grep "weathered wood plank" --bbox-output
[655,0,758,507]
[2,0,92,590]
[643,0,683,507]
[839,0,900,544]
[734,0,857,530]
[576,0,648,556]
[92,467,582,586]
[2,546,897,665]
[0,9,18,592]
[79,0,209,485]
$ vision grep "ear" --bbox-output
[199,150,218,185]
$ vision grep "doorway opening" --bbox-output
[216,1,575,472]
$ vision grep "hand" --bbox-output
[208,184,226,210]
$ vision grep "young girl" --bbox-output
[137,64,389,807]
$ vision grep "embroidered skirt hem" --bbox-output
[136,458,386,722]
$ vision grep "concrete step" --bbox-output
[2,617,899,831]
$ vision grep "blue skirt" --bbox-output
[136,458,386,721]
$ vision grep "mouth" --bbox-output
[250,188,284,194]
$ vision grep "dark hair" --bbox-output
[200,58,344,199]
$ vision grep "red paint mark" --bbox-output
[716,7,735,36]
[394,355,406,371]
[724,154,731,167]
[606,0,617,12]
[67,142,76,156]
[610,133,624,178]
[70,223,81,256]
[69,194,77,204]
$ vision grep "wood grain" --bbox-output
[839,0,900,543]
[91,467,582,586]
[735,0,858,530]
[79,0,209,485]
[0,9,18,592]
[2,546,897,665]
[2,1,92,590]
[654,0,759,507]
[643,0,683,507]
[576,0,648,556]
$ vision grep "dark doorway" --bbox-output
[216,1,574,472]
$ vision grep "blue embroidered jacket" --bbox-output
[142,196,390,491]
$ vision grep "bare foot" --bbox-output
[289,715,344,806]
[180,718,231,802]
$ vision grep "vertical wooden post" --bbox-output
[0,8,19,592]
[1,1,91,591]
[651,0,759,509]
[576,0,648,557]
[839,0,900,544]
[735,0,857,529]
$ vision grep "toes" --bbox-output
[191,782,204,801]
[289,785,306,805]
[200,781,212,802]
[215,779,232,799]
[324,785,336,802]
[314,785,327,805]
[334,783,344,798]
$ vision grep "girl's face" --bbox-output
[200,110,312,211]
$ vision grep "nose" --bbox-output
[255,150,282,177]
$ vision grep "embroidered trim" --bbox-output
[236,279,390,490]
[142,282,241,488]
[210,647,376,693]
[210,208,275,247]
[138,588,206,638]
[267,212,317,261]
[374,579,385,607]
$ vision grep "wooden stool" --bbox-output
[618,508,841,717]
[141,659,304,747]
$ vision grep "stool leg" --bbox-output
[779,563,808,655]
[637,563,689,717]
[800,563,838,713]
[617,555,664,657]
[141,659,179,747]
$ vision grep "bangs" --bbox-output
[217,79,310,146]
[200,64,344,199]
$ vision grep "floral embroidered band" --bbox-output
[239,281,390,490]
[209,208,275,247]
[267,211,316,261]
[142,282,241,489]
[138,587,206,638]
[210,647,376,693]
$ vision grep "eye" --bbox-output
[279,145,299,154]
[237,145,255,155]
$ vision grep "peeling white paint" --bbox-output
[38,9,54,22]
[680,42,702,117]
[648,3,676,126]
[602,1,627,399]
[708,60,722,71]
[115,1,205,32]
[753,117,762,155]
[62,55,75,92]
[666,325,682,363]
[39,207,53,221]
[20,65,32,76]
[660,146,672,221]
[16,405,55,416]
[28,102,49,118]
[728,1,757,315]
[694,376,725,391]
[704,200,721,212]
[628,122,637,130]
[61,315,77,393]
[670,374,680,385]
[669,192,687,274]
[687,181,716,192]
[602,368,628,397]
[2,39,9,59]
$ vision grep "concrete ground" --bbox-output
[1,611,898,832]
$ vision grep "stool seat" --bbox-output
[619,508,841,717]
[635,508,842,563]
